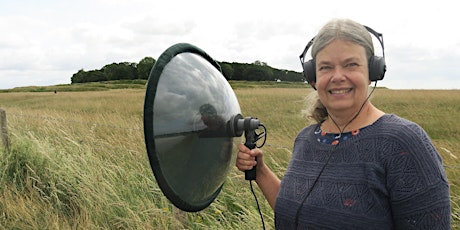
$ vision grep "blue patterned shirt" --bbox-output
[275,114,451,229]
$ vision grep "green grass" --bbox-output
[0,80,147,93]
[0,81,459,229]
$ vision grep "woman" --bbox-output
[236,18,451,229]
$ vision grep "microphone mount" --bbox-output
[228,114,267,180]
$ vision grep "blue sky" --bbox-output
[1,0,459,89]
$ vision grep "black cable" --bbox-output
[249,124,266,229]
[256,124,267,148]
[293,144,336,226]
[293,81,378,227]
[328,81,377,134]
[250,180,266,230]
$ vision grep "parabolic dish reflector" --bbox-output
[143,43,241,212]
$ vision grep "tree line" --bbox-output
[71,57,156,83]
[219,60,304,82]
[71,58,305,84]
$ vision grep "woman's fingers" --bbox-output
[235,143,262,171]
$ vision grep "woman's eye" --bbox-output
[318,66,331,71]
[345,63,359,68]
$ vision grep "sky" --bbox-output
[1,0,459,90]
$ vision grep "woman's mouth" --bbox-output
[329,88,352,94]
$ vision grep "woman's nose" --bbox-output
[330,67,347,83]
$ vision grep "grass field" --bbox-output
[1,82,459,229]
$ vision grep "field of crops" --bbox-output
[1,83,459,229]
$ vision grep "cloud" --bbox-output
[123,16,196,36]
[1,0,459,89]
[382,43,460,89]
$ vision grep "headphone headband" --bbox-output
[363,25,385,59]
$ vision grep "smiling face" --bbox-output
[315,39,371,116]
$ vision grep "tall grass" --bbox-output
[1,85,459,229]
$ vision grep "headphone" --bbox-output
[299,25,386,90]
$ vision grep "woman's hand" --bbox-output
[235,143,280,209]
[235,143,264,172]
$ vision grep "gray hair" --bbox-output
[311,18,374,61]
[308,18,375,123]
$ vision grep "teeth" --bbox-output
[330,89,350,94]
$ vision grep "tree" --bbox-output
[253,60,268,66]
[229,62,246,80]
[71,69,86,83]
[243,65,273,81]
[220,62,234,80]
[137,57,156,80]
[102,62,138,80]
[86,70,107,82]
[274,69,304,82]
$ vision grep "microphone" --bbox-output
[228,115,265,180]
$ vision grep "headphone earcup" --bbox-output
[368,56,386,81]
[303,54,386,88]
[303,59,316,86]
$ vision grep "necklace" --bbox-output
[315,124,365,145]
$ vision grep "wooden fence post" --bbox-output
[0,108,10,152]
